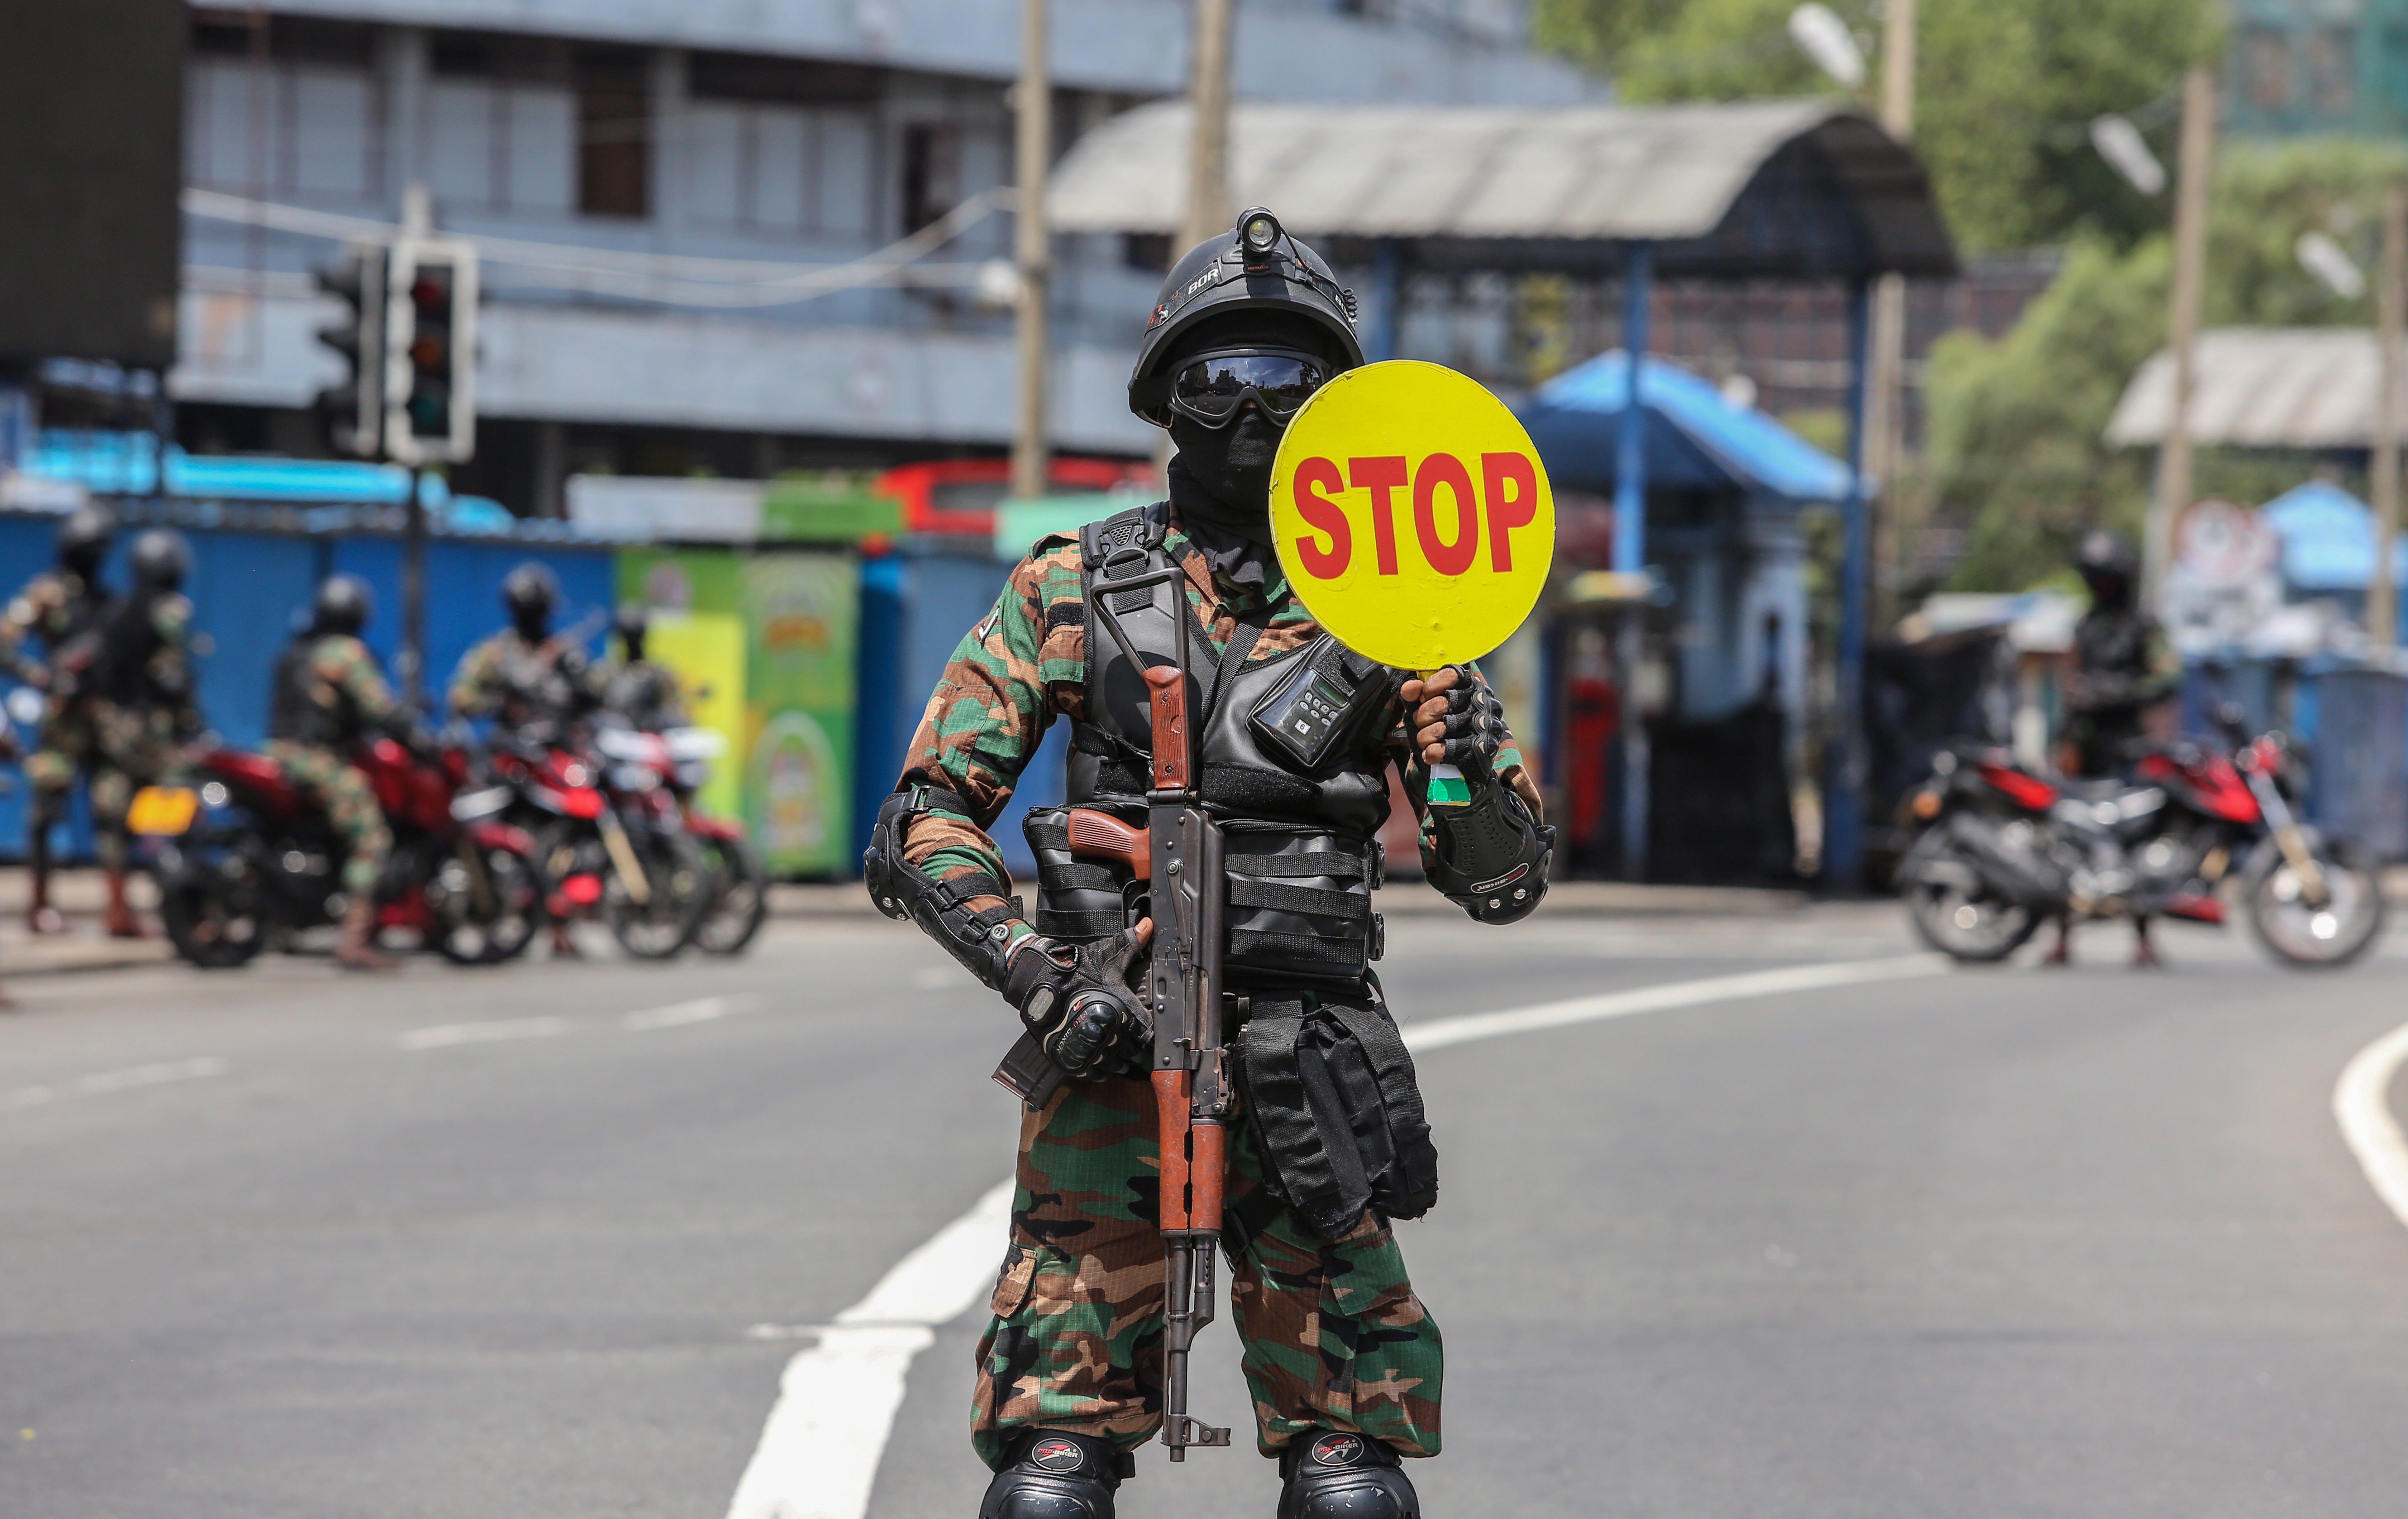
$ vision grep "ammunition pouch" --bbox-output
[863,781,1023,990]
[1025,807,1380,988]
[1238,986,1438,1240]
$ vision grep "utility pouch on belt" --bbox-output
[1237,988,1438,1240]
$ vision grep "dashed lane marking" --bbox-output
[2335,1018,2408,1231]
[625,995,755,1032]
[722,952,1952,1519]
[397,1016,571,1051]
[1,1056,228,1111]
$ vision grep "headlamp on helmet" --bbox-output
[1237,207,1283,259]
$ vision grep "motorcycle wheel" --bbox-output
[605,827,710,959]
[1898,833,2041,962]
[692,832,768,956]
[430,846,543,966]
[158,853,269,970]
[2244,839,2386,969]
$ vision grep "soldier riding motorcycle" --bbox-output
[864,209,1554,1519]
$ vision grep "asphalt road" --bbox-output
[4,902,2408,1519]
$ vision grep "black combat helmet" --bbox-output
[57,502,117,576]
[1128,208,1364,427]
[2077,530,2138,608]
[130,528,190,591]
[503,562,558,624]
[313,574,373,636]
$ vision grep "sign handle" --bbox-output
[1420,668,1472,807]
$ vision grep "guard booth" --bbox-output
[1048,97,1956,885]
[1519,351,1853,881]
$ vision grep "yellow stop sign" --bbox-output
[1270,361,1555,670]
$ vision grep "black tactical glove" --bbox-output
[999,924,1152,1079]
[1413,664,1506,783]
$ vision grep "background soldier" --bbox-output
[87,528,206,938]
[865,212,1555,1519]
[449,562,593,735]
[0,503,120,934]
[266,575,400,972]
[601,605,685,730]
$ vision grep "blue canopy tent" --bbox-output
[2260,479,2408,599]
[1519,352,1853,880]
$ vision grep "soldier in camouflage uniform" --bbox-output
[267,575,401,971]
[0,503,120,934]
[448,561,596,735]
[86,529,207,938]
[867,212,1555,1519]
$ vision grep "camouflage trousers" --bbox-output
[972,1072,1443,1470]
[25,700,177,871]
[264,741,391,896]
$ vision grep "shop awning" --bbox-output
[2106,328,2408,450]
[1047,99,1956,278]
[1517,350,1857,504]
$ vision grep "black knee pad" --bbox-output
[1277,1429,1420,1519]
[979,1430,1130,1519]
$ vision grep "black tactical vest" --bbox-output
[268,636,359,748]
[1026,502,1400,988]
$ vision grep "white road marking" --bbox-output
[722,952,1951,1519]
[725,1179,1014,1519]
[2,1055,228,1111]
[1400,953,1949,1052]
[2333,1017,2408,1230]
[625,995,754,1032]
[397,1016,571,1051]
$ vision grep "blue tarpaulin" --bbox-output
[2259,479,2408,591]
[1516,350,1857,504]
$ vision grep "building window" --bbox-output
[575,45,651,219]
[2305,27,2355,116]
[425,32,574,216]
[902,123,962,234]
[2244,27,2292,112]
[186,13,380,203]
[686,53,880,238]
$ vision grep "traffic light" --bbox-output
[382,238,478,466]
[312,243,386,458]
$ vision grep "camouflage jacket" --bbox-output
[101,590,203,737]
[0,569,105,690]
[448,629,595,727]
[896,506,1527,901]
[272,634,398,750]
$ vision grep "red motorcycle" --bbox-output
[1894,710,2386,968]
[595,721,766,956]
[489,731,708,958]
[135,735,544,968]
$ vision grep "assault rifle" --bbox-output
[987,560,1234,1460]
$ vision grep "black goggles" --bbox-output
[1166,349,1327,427]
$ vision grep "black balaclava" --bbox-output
[1164,312,1340,588]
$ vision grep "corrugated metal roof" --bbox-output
[1047,99,1956,277]
[2105,328,2408,449]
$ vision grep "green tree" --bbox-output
[1929,138,2408,590]
[1537,0,2222,253]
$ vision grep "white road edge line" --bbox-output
[2333,1017,2408,1230]
[2,1055,229,1111]
[625,995,755,1032]
[722,952,1950,1519]
[397,1016,571,1051]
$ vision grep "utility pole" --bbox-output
[2371,183,2406,660]
[2151,65,2216,613]
[1009,0,1052,502]
[1866,0,1915,626]
[1182,0,1235,253]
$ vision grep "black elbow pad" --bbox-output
[863,782,1023,987]
[1427,781,1554,924]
